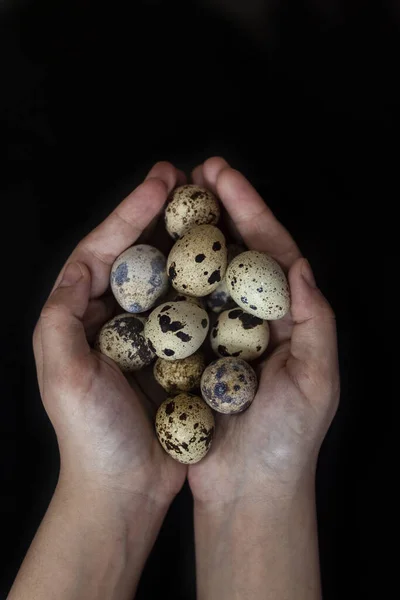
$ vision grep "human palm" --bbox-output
[188,158,339,504]
[34,162,187,504]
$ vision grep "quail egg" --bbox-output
[201,357,257,414]
[154,351,205,393]
[167,225,228,297]
[165,184,220,239]
[110,244,169,313]
[155,393,215,464]
[226,251,290,320]
[211,308,270,361]
[95,313,155,371]
[206,244,244,313]
[145,301,209,360]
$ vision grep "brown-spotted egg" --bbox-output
[226,251,290,320]
[95,313,155,371]
[145,301,209,360]
[110,245,168,313]
[153,351,205,393]
[167,225,228,297]
[155,393,215,463]
[201,357,257,414]
[165,185,220,239]
[211,308,270,361]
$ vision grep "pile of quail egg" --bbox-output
[96,185,290,464]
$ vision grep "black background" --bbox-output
[0,0,396,598]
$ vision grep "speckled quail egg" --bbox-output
[110,245,169,313]
[167,225,228,297]
[211,308,270,361]
[165,185,220,239]
[201,357,257,414]
[206,244,244,313]
[95,313,155,372]
[155,393,215,464]
[154,351,205,393]
[145,301,209,360]
[226,251,290,320]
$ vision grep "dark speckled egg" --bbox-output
[165,184,220,239]
[110,244,169,313]
[145,301,209,360]
[167,225,228,297]
[95,313,155,371]
[155,393,215,463]
[200,357,257,414]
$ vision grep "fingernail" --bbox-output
[59,262,83,287]
[301,259,317,288]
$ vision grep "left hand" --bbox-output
[33,162,187,509]
[188,157,340,506]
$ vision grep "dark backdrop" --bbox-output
[0,1,396,598]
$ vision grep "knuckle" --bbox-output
[40,302,70,325]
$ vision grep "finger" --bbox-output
[287,258,339,396]
[38,262,91,375]
[199,156,229,194]
[202,157,301,271]
[83,294,117,342]
[52,162,182,298]
[191,164,206,187]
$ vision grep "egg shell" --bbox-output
[167,225,228,297]
[155,393,215,464]
[154,351,205,393]
[211,308,270,361]
[165,185,220,239]
[201,357,257,414]
[206,244,245,313]
[226,251,290,320]
[145,301,209,360]
[95,314,155,372]
[110,245,169,313]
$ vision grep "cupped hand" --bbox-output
[189,158,340,505]
[33,162,188,507]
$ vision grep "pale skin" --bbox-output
[8,158,339,600]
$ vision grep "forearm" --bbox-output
[9,479,169,600]
[194,482,321,600]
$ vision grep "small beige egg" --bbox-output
[201,357,257,414]
[95,314,155,371]
[145,301,209,360]
[165,185,220,239]
[211,308,270,361]
[154,351,205,393]
[167,225,228,297]
[155,393,215,464]
[206,244,244,313]
[110,244,169,313]
[226,251,290,320]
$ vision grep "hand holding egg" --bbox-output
[99,174,293,466]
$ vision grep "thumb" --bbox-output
[288,258,339,396]
[37,262,92,374]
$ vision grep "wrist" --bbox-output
[193,470,315,519]
[55,472,170,535]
